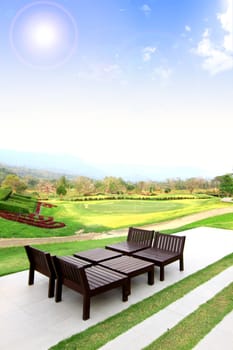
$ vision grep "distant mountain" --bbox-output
[0,149,210,181]
[96,163,207,181]
[0,149,104,179]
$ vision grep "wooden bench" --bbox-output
[132,233,186,281]
[53,256,130,320]
[106,227,155,255]
[24,245,56,298]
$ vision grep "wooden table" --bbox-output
[99,255,155,294]
[60,255,92,268]
[73,248,122,264]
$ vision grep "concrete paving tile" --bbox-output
[100,267,233,350]
[194,311,233,350]
[0,227,233,350]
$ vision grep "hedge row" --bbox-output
[70,195,211,202]
[7,198,37,212]
[0,201,29,214]
[12,193,33,200]
[0,188,12,201]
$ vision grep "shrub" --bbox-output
[0,201,29,214]
[0,187,12,201]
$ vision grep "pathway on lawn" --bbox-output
[1,206,233,248]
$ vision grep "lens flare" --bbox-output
[10,1,78,69]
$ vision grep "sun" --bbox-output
[10,1,78,69]
[31,21,58,49]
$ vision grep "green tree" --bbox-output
[103,177,127,194]
[57,176,68,188]
[25,176,39,188]
[218,174,233,196]
[56,184,67,198]
[1,174,27,193]
[75,176,95,196]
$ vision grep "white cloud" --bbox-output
[185,25,191,32]
[195,28,233,75]
[140,4,151,15]
[193,0,233,75]
[217,0,233,52]
[142,46,156,62]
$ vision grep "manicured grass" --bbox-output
[164,212,233,234]
[49,253,233,350]
[0,236,125,276]
[0,198,231,238]
[145,282,233,350]
[1,211,233,276]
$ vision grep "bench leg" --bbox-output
[55,278,62,302]
[83,295,90,320]
[148,269,154,285]
[160,266,165,281]
[28,266,35,285]
[122,280,130,301]
[180,256,184,271]
[48,277,55,298]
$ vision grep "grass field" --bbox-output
[0,197,232,238]
[1,209,233,276]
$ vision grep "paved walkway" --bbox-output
[0,227,233,349]
[99,267,233,350]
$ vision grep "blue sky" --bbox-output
[0,0,232,180]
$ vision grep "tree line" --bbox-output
[1,168,233,198]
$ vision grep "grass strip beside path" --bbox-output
[1,198,232,238]
[144,282,233,350]
[163,212,233,234]
[49,253,233,350]
[0,237,125,276]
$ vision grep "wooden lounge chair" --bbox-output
[24,245,56,298]
[132,233,186,281]
[53,256,130,320]
[106,227,155,255]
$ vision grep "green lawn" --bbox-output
[165,212,233,233]
[0,236,126,276]
[1,209,233,276]
[0,197,231,238]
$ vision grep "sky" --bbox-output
[0,0,233,180]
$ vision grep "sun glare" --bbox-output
[32,21,58,49]
[10,1,78,68]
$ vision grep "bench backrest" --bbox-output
[53,256,88,292]
[152,233,186,254]
[24,245,55,278]
[127,227,154,245]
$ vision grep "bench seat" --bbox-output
[133,233,186,281]
[53,256,130,320]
